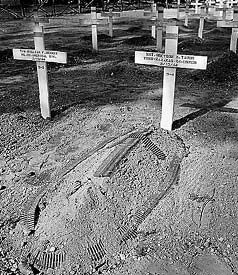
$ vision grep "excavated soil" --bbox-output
[0,11,238,275]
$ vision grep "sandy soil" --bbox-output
[0,11,238,275]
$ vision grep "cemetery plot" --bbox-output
[0,9,238,275]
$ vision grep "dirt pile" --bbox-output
[96,61,161,82]
[2,128,187,275]
[191,51,238,82]
[123,35,155,46]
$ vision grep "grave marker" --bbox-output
[91,7,98,52]
[184,0,189,26]
[79,7,107,52]
[191,0,203,14]
[101,9,120,37]
[217,20,238,52]
[215,3,231,19]
[135,25,207,131]
[13,14,67,119]
[145,4,165,51]
[144,3,158,38]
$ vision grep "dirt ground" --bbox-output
[0,10,238,275]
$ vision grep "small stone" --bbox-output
[120,253,126,261]
[218,237,224,242]
[49,247,56,252]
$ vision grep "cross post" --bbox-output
[215,4,231,19]
[191,0,203,14]
[198,6,206,38]
[151,3,158,38]
[217,20,238,52]
[135,25,207,131]
[79,7,108,51]
[184,0,190,26]
[91,7,98,52]
[101,9,120,37]
[12,13,67,119]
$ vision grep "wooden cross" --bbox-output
[101,9,120,37]
[135,25,207,131]
[79,7,107,52]
[144,3,159,38]
[191,0,203,14]
[145,4,166,51]
[13,13,67,119]
[205,0,216,16]
[184,0,190,26]
[217,20,238,52]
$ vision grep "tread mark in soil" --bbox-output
[87,239,106,262]
[20,186,47,233]
[141,136,166,160]
[121,227,137,242]
[34,250,66,271]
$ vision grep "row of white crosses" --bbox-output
[13,13,67,119]
[135,25,207,131]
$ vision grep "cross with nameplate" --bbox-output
[101,9,120,37]
[12,13,67,119]
[135,25,207,131]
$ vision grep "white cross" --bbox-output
[13,14,67,119]
[217,20,238,52]
[135,25,207,131]
[101,9,120,37]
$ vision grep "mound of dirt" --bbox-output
[126,26,143,33]
[1,128,187,275]
[192,51,238,82]
[178,37,203,52]
[96,61,161,81]
[123,35,156,46]
[81,33,114,43]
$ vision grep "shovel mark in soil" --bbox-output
[94,137,140,177]
[60,128,136,178]
[20,186,47,233]
[34,250,66,272]
[87,239,106,262]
